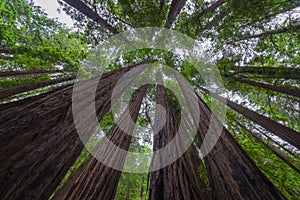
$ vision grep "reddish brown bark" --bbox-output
[0,84,72,111]
[199,87,300,150]
[54,84,147,200]
[149,73,209,200]
[165,0,187,29]
[52,155,92,200]
[0,63,148,199]
[0,70,66,77]
[61,0,118,34]
[236,78,300,98]
[0,75,76,99]
[175,74,286,199]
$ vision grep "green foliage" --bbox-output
[0,0,88,71]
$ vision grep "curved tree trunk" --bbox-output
[199,87,300,150]
[236,78,300,98]
[0,75,76,99]
[54,84,147,200]
[0,63,148,200]
[175,73,286,199]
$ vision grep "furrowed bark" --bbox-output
[199,87,300,150]
[149,72,209,200]
[236,78,300,98]
[0,75,76,99]
[164,0,187,29]
[175,73,286,199]
[55,84,147,200]
[61,0,119,34]
[0,84,72,111]
[0,63,148,200]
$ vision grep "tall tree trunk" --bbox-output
[149,72,209,200]
[61,0,119,34]
[195,0,225,20]
[243,24,300,39]
[55,84,147,200]
[0,70,66,77]
[0,63,148,200]
[199,87,300,150]
[0,84,72,111]
[229,66,300,80]
[175,73,286,199]
[234,120,300,174]
[236,78,300,98]
[0,75,76,99]
[165,0,187,28]
[52,155,92,200]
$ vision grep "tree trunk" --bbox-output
[52,155,92,200]
[234,120,300,174]
[199,87,300,150]
[55,84,147,200]
[244,24,300,39]
[195,0,225,20]
[165,0,187,29]
[0,75,76,99]
[175,73,286,199]
[229,66,300,80]
[149,72,209,200]
[236,78,300,98]
[0,84,72,111]
[61,0,118,34]
[0,63,148,200]
[0,70,66,77]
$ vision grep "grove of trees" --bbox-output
[0,0,299,199]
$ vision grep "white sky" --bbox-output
[33,0,74,27]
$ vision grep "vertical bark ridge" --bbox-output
[0,63,148,200]
[0,75,76,99]
[175,73,286,199]
[149,72,209,200]
[58,84,147,200]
